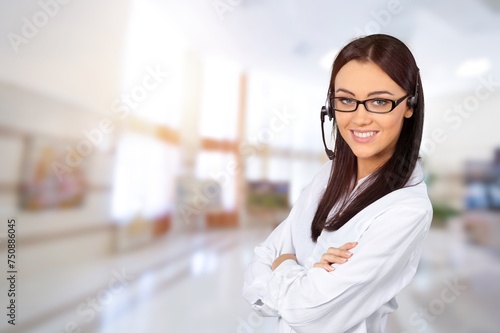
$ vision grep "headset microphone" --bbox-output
[320,104,335,160]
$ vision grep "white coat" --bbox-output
[242,159,433,333]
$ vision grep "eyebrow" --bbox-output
[335,88,395,97]
[368,90,394,97]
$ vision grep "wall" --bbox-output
[0,0,131,275]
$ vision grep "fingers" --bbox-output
[314,253,349,272]
[313,262,335,272]
[320,253,348,265]
[326,243,357,259]
[340,242,358,250]
[315,242,358,272]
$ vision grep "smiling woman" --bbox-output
[243,34,431,333]
[313,34,424,238]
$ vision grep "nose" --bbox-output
[352,104,372,125]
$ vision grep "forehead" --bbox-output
[334,60,404,95]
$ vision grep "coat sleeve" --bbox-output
[242,186,310,317]
[253,201,432,332]
[242,162,331,317]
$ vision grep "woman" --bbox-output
[242,34,432,333]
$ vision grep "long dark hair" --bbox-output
[311,34,424,242]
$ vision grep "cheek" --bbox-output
[387,116,404,128]
[335,116,352,138]
[334,113,352,128]
[383,116,406,138]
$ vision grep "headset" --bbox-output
[320,72,420,160]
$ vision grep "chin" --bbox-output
[354,154,379,161]
[351,148,388,164]
[350,147,378,159]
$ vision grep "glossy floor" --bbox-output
[4,227,500,333]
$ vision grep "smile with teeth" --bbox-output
[353,131,378,138]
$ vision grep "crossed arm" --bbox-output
[272,242,358,271]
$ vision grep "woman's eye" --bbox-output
[370,99,389,107]
[340,98,355,105]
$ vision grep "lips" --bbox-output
[350,130,379,143]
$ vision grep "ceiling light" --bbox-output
[456,58,491,77]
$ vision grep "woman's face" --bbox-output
[334,60,414,170]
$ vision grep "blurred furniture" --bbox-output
[176,177,239,229]
[245,180,291,228]
[463,211,500,251]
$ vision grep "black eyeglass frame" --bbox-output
[331,94,409,114]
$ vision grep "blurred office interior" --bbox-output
[0,0,499,332]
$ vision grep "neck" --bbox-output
[356,158,386,184]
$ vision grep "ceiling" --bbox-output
[0,0,498,108]
[154,0,500,98]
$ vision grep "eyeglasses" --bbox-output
[331,95,409,114]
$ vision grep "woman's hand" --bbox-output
[313,242,358,272]
[272,253,297,271]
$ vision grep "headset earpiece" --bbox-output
[407,95,417,108]
[407,74,419,108]
[325,91,335,120]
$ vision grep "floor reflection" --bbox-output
[5,227,500,333]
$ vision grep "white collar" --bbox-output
[355,157,425,191]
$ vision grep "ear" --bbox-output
[404,106,414,118]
